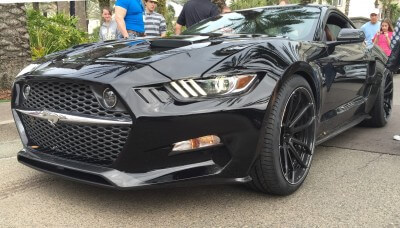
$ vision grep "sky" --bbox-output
[348,0,377,18]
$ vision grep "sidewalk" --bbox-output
[0,102,19,142]
[0,102,12,124]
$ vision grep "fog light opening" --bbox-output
[102,88,117,109]
[172,135,221,152]
[22,84,31,99]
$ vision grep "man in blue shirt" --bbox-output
[115,0,145,39]
[361,10,381,48]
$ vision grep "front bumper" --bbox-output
[12,72,278,189]
[18,149,250,189]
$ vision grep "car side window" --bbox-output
[323,13,354,41]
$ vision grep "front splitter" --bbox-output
[17,149,251,189]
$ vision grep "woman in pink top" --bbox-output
[373,19,394,56]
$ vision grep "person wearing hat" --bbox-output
[143,0,166,37]
[361,9,381,48]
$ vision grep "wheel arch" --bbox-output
[278,61,321,113]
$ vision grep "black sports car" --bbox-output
[12,5,393,195]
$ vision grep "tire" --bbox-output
[248,75,317,196]
[362,73,393,127]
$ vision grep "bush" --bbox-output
[27,9,90,60]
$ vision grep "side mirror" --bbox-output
[337,28,365,42]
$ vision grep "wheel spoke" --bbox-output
[385,80,393,91]
[291,116,315,133]
[288,92,302,123]
[288,103,312,129]
[384,89,393,97]
[281,145,289,175]
[288,142,307,168]
[384,101,392,110]
[291,137,312,155]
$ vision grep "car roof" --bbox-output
[235,4,333,12]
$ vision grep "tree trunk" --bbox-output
[57,1,69,15]
[75,1,88,32]
[345,0,350,16]
[0,3,31,90]
[33,2,39,11]
[318,0,322,4]
[98,0,110,11]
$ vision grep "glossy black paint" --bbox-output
[12,5,390,189]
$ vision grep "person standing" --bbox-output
[115,0,145,39]
[175,0,219,35]
[99,7,119,41]
[372,18,393,56]
[143,0,167,37]
[361,9,381,48]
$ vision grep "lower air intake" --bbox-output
[20,114,131,166]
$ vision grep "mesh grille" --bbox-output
[21,114,131,166]
[21,81,130,119]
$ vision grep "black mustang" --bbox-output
[12,5,393,195]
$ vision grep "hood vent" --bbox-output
[150,39,193,49]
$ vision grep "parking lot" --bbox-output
[0,77,399,227]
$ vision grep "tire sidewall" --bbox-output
[264,76,316,194]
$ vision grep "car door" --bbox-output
[316,12,370,136]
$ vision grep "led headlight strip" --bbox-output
[169,74,256,98]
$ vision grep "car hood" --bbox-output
[24,35,293,84]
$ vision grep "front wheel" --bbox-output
[249,76,317,195]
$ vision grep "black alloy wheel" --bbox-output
[249,75,316,195]
[383,74,393,121]
[280,87,316,185]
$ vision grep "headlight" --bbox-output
[16,64,39,77]
[168,74,257,98]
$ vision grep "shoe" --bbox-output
[394,135,400,141]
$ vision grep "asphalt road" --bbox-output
[0,77,400,227]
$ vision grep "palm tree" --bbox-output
[0,3,31,90]
[157,0,168,18]
[345,0,350,16]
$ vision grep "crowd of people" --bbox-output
[99,0,229,40]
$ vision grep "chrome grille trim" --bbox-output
[16,109,132,126]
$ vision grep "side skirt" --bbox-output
[316,114,370,145]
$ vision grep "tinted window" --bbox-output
[183,6,321,41]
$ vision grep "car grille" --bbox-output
[20,81,131,119]
[21,114,131,166]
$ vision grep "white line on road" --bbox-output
[0,120,14,125]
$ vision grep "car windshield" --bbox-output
[183,6,321,41]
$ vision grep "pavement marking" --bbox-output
[0,120,14,125]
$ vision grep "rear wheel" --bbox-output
[249,76,316,195]
[362,73,393,127]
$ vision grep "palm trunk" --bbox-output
[345,0,350,16]
[0,3,31,90]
